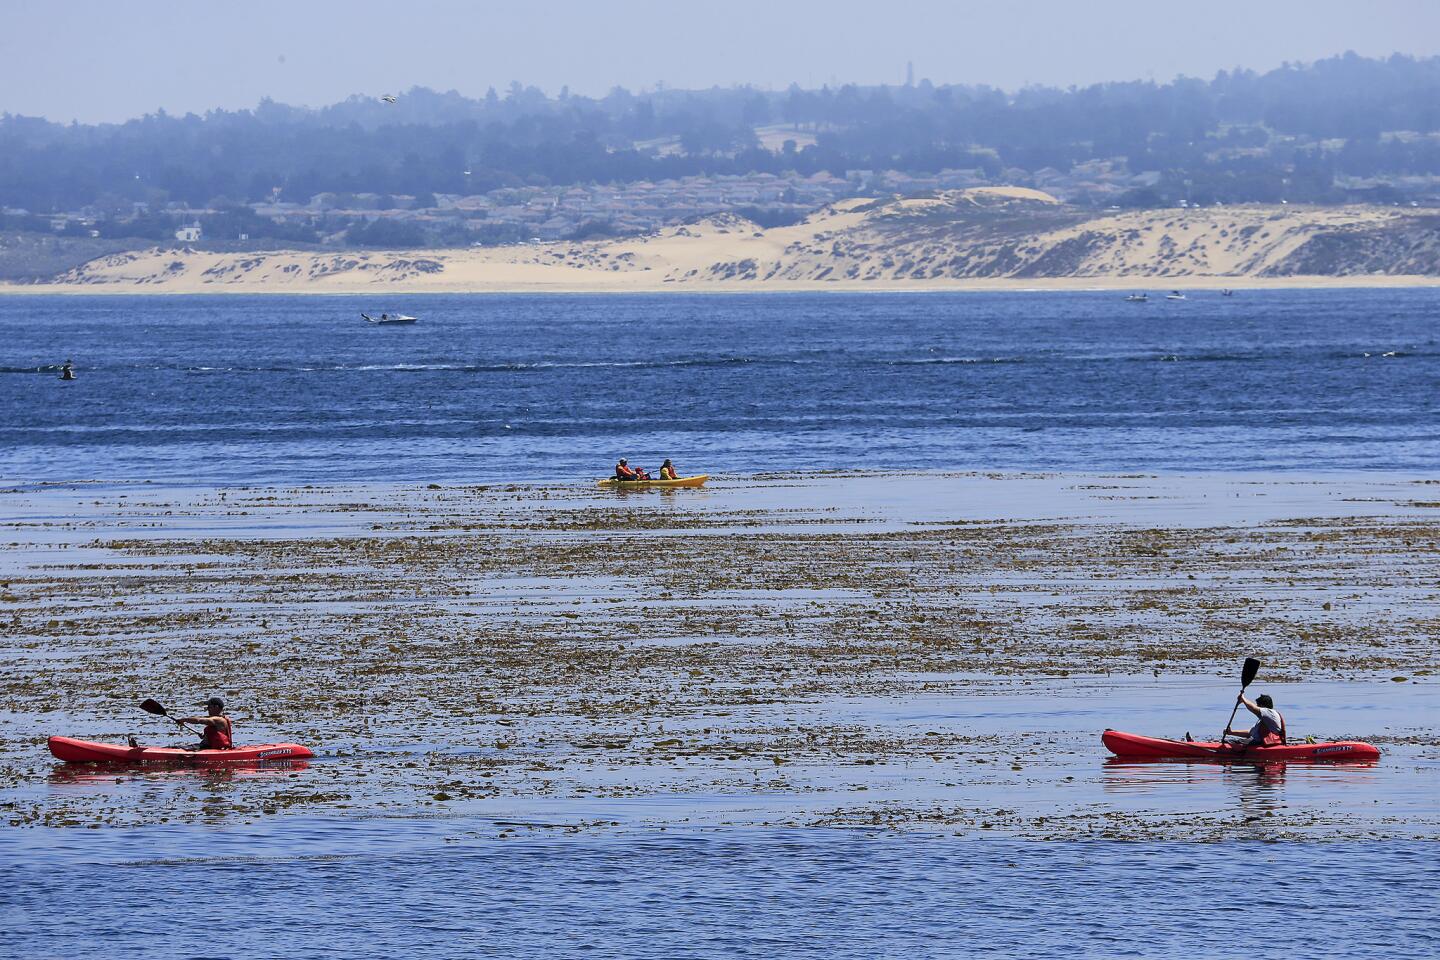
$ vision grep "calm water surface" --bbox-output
[6,827,1437,960]
[2,289,1438,483]
[5,290,1438,958]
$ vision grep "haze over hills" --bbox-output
[3,52,1440,289]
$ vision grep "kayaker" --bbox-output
[178,697,234,751]
[615,459,652,481]
[1222,693,1285,749]
[658,459,678,480]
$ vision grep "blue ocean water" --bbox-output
[2,289,1438,484]
[5,826,1437,960]
[6,290,1440,959]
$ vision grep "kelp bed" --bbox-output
[2,477,1437,837]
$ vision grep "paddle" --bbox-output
[1218,657,1262,748]
[139,698,198,735]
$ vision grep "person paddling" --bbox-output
[59,360,76,381]
[1222,693,1284,750]
[178,697,234,751]
[614,458,651,481]
[658,459,678,480]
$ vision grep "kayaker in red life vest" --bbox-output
[1222,693,1285,749]
[178,697,234,751]
[615,459,651,481]
[658,459,678,480]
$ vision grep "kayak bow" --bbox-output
[48,735,314,765]
[1102,729,1379,762]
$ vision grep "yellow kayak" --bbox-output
[597,474,709,489]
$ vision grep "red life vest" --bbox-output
[616,463,638,479]
[1258,711,1286,746]
[660,465,677,480]
[203,716,233,750]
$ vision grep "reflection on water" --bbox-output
[1102,757,1387,793]
[1101,757,1394,824]
[47,759,311,787]
[1102,757,1381,793]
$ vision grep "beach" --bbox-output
[5,195,1439,295]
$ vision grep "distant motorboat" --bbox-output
[1124,293,1148,302]
[1165,291,1187,301]
[362,313,419,325]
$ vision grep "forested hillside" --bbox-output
[3,52,1439,218]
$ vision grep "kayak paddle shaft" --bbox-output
[139,697,198,735]
[1219,657,1262,745]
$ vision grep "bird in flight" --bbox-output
[381,95,397,104]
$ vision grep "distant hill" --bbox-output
[16,191,1439,293]
[2,51,1440,223]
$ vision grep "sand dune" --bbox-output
[9,189,1440,294]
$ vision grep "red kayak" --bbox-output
[49,735,314,765]
[1103,729,1380,763]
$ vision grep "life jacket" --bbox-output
[615,463,638,480]
[1259,710,1286,746]
[203,716,233,750]
[659,465,677,480]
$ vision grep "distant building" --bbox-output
[537,217,571,240]
[175,222,202,242]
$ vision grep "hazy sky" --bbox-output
[6,0,1440,123]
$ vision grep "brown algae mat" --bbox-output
[1,474,1437,837]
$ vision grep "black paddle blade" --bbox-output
[1240,657,1261,688]
[139,698,168,716]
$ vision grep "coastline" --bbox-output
[4,273,1440,296]
[5,196,1437,296]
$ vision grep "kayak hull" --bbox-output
[48,735,314,765]
[1103,730,1379,763]
[597,474,708,489]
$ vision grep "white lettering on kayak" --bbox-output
[256,748,294,758]
[1311,745,1353,755]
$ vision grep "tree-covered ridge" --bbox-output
[2,52,1439,218]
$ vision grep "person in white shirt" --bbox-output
[1223,693,1285,748]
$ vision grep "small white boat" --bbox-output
[362,313,419,325]
[1165,291,1186,301]
[1124,294,1148,302]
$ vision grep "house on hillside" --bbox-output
[537,217,571,241]
[175,222,203,242]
